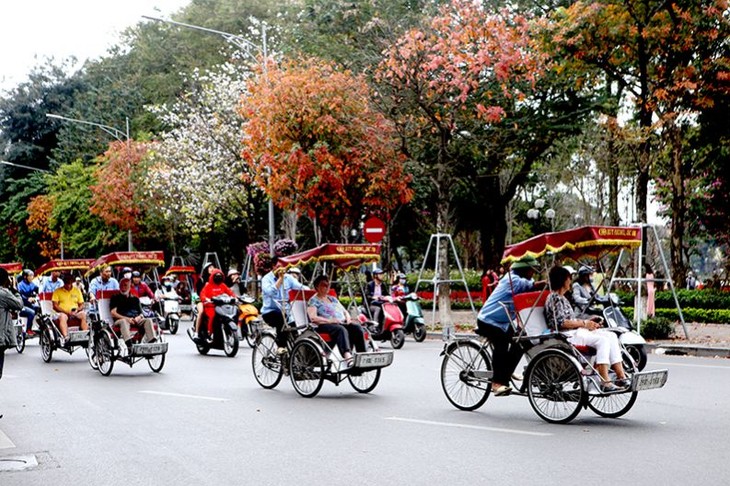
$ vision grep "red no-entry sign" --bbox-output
[363,217,386,243]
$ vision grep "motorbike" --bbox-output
[598,293,648,370]
[158,289,181,335]
[358,296,406,349]
[238,293,262,348]
[401,293,427,342]
[187,294,240,357]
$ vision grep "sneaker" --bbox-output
[601,382,619,392]
[511,372,524,381]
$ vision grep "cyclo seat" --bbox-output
[288,289,338,346]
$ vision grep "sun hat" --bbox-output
[373,268,384,274]
[287,267,302,274]
[578,265,594,276]
[227,268,240,277]
[510,256,540,271]
[563,265,577,275]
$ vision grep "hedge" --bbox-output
[616,289,730,310]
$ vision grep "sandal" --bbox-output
[601,382,619,392]
[492,385,512,397]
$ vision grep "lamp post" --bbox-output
[46,113,133,250]
[527,198,556,232]
[142,15,276,257]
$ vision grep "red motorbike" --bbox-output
[358,296,406,349]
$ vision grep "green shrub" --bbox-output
[615,289,730,311]
[640,316,674,339]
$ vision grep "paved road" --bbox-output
[1,329,729,485]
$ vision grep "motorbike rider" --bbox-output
[365,268,389,328]
[260,257,306,354]
[193,268,236,342]
[130,271,155,300]
[17,269,40,336]
[226,268,243,297]
[110,277,157,353]
[390,273,410,318]
[572,266,603,317]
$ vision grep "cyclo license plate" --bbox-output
[355,352,393,368]
[632,370,668,391]
[133,343,167,355]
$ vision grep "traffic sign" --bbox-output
[363,217,386,243]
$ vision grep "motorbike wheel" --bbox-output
[526,350,584,424]
[40,327,54,363]
[290,340,325,398]
[244,322,258,349]
[390,329,405,349]
[168,317,179,335]
[413,324,427,343]
[148,352,166,373]
[440,340,491,411]
[252,332,283,389]
[626,345,647,371]
[15,326,25,354]
[97,334,115,377]
[223,326,239,357]
[348,368,381,394]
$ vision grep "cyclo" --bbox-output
[33,259,95,363]
[251,243,394,398]
[440,226,668,423]
[1,262,26,354]
[162,264,199,329]
[85,251,168,376]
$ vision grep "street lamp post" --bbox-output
[46,113,133,250]
[142,15,276,256]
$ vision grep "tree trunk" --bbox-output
[435,184,453,328]
[282,210,298,242]
[668,126,687,283]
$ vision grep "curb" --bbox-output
[425,331,730,359]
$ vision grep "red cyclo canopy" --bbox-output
[278,244,381,271]
[35,259,95,276]
[0,262,23,274]
[86,251,165,276]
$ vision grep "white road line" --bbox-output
[385,417,552,437]
[651,361,730,370]
[0,429,16,449]
[139,391,229,402]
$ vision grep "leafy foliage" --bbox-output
[26,195,60,259]
[241,56,413,241]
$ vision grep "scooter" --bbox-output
[238,294,262,348]
[599,293,648,370]
[401,293,427,342]
[358,297,406,349]
[159,289,181,335]
[187,294,240,357]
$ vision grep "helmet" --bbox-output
[578,265,594,276]
[122,267,132,273]
[23,269,34,278]
[131,271,141,278]
[227,268,240,277]
[563,265,577,276]
[373,268,384,275]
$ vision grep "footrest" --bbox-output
[353,351,393,369]
[67,330,89,343]
[131,342,168,356]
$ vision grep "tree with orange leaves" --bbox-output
[89,140,150,234]
[26,195,60,259]
[240,57,413,242]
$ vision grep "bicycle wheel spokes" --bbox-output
[440,341,491,411]
[527,351,583,424]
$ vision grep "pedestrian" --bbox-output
[686,271,697,290]
[645,264,655,318]
[1,267,25,418]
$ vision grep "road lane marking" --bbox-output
[139,391,229,402]
[385,417,552,437]
[651,361,730,370]
[0,429,16,449]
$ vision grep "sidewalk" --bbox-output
[423,310,730,359]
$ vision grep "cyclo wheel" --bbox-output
[588,349,638,418]
[348,367,381,394]
[148,352,166,373]
[289,339,325,398]
[251,331,283,389]
[87,332,99,370]
[526,349,584,424]
[440,340,492,411]
[97,333,115,377]
[40,326,54,363]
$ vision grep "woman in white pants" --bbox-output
[545,265,631,392]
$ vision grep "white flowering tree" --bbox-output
[145,62,253,235]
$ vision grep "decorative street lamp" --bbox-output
[527,198,556,231]
[142,15,276,256]
[46,113,133,250]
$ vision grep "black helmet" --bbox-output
[131,271,141,278]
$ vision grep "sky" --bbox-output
[0,0,191,93]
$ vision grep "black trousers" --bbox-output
[476,320,523,386]
[315,323,366,355]
[0,347,5,380]
[262,310,289,347]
